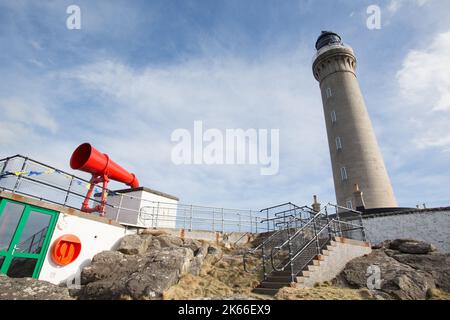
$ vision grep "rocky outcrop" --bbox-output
[388,239,436,255]
[0,275,73,300]
[337,239,449,300]
[77,233,217,300]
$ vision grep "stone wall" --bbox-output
[357,209,450,253]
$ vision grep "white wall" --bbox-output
[361,210,450,253]
[104,190,141,225]
[139,191,178,229]
[104,189,178,229]
[298,239,372,288]
[39,213,126,285]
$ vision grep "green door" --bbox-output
[0,199,58,279]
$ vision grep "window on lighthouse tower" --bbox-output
[326,87,332,98]
[331,110,337,124]
[336,137,342,151]
[340,167,348,181]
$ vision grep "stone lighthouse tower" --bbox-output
[312,31,397,210]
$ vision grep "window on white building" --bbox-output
[340,167,348,181]
[336,136,342,151]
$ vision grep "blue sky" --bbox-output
[1,0,450,210]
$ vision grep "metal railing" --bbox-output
[269,205,366,282]
[243,205,317,279]
[0,155,262,233]
[244,204,367,282]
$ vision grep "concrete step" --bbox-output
[307,265,319,272]
[270,270,292,277]
[296,277,305,283]
[252,287,280,296]
[260,281,289,289]
[265,275,292,282]
[302,270,311,277]
[321,249,330,256]
[312,259,320,266]
[317,254,326,261]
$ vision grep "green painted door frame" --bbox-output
[0,198,58,279]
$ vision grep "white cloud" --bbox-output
[0,98,58,141]
[0,49,333,209]
[64,52,330,207]
[396,30,450,150]
[388,0,430,13]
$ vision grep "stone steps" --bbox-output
[251,236,372,295]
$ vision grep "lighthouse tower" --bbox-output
[312,31,397,210]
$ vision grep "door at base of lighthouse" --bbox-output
[0,199,58,279]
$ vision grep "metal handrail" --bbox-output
[0,155,262,233]
[271,212,323,251]
[243,227,286,273]
[268,205,367,280]
[259,202,301,212]
[271,219,335,272]
[243,206,317,275]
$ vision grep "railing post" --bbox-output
[325,206,333,238]
[212,208,215,232]
[249,210,253,233]
[13,157,28,193]
[313,218,320,255]
[359,214,366,242]
[0,158,9,192]
[261,246,267,280]
[255,217,258,233]
[116,193,124,222]
[266,209,269,233]
[286,225,295,283]
[221,208,224,233]
[238,213,241,233]
[0,158,8,178]
[63,176,74,207]
[189,205,193,231]
[156,202,160,228]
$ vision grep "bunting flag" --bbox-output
[2,169,102,194]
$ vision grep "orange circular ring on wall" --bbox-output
[51,234,82,266]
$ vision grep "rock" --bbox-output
[183,238,203,252]
[147,238,162,252]
[79,247,196,300]
[117,234,150,255]
[391,253,450,292]
[141,229,168,237]
[389,239,436,255]
[157,235,184,248]
[188,256,204,276]
[205,245,223,264]
[0,276,73,300]
[371,240,391,250]
[338,249,435,300]
[81,251,134,285]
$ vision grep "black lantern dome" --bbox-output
[315,31,343,50]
